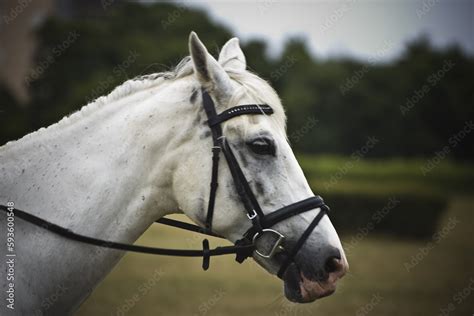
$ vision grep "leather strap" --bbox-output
[201,89,223,232]
[241,196,329,241]
[208,104,273,127]
[221,140,265,229]
[0,205,254,259]
[156,217,223,238]
[277,208,328,278]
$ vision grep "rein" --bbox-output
[0,88,330,279]
[0,204,252,270]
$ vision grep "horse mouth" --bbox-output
[282,263,337,303]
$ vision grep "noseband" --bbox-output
[0,88,330,279]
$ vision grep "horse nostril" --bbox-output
[324,256,342,274]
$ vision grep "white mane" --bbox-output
[2,56,286,148]
[101,56,194,105]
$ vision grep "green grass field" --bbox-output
[76,156,474,316]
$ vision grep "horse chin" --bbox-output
[282,263,336,303]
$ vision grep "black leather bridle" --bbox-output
[0,88,330,279]
[199,89,330,277]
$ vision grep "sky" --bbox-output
[183,0,473,62]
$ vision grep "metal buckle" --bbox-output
[247,209,257,220]
[252,229,285,259]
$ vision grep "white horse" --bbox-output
[0,32,348,315]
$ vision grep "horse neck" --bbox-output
[1,77,198,243]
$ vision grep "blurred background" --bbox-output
[1,0,473,315]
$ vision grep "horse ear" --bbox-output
[189,32,232,95]
[218,38,246,72]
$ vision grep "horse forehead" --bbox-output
[223,115,276,141]
[232,88,256,103]
[226,78,262,102]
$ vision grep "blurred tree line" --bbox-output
[1,2,473,160]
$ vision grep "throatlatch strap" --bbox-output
[156,218,223,238]
[208,104,273,127]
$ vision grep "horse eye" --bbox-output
[247,138,275,156]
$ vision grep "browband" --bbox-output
[208,104,273,127]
